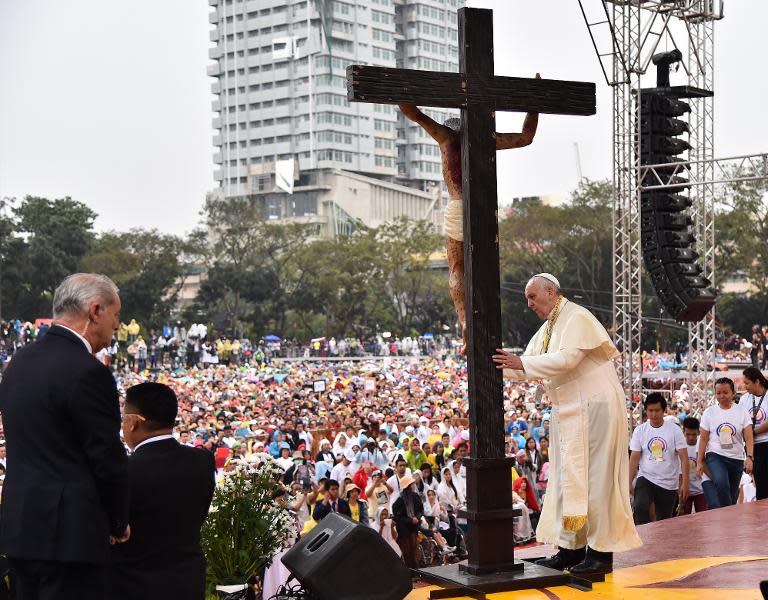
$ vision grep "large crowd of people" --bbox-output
[0,310,765,595]
[111,356,555,574]
[0,318,459,371]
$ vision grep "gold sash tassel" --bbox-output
[562,514,588,532]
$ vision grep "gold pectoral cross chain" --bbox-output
[541,296,565,355]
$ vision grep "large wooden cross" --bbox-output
[348,7,595,578]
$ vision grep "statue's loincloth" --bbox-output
[444,199,463,241]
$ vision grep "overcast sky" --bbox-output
[1,1,766,235]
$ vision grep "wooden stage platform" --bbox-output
[406,500,768,600]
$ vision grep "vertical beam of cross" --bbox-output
[460,5,504,466]
[455,9,519,575]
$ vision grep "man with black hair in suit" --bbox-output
[107,382,215,600]
[312,479,352,521]
[0,273,129,600]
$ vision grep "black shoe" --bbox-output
[535,546,586,570]
[569,548,613,575]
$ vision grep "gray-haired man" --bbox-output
[0,273,129,600]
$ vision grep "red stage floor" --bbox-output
[408,500,768,599]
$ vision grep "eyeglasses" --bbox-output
[121,412,146,422]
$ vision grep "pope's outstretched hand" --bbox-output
[492,349,523,371]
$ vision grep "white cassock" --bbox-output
[507,298,642,553]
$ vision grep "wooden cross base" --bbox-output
[417,561,590,600]
[458,457,519,575]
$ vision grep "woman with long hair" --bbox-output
[437,465,464,512]
[431,442,446,477]
[511,476,537,543]
[697,377,754,508]
[373,506,401,557]
[522,438,543,499]
[741,366,767,500]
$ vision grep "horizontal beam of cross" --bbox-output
[347,66,596,115]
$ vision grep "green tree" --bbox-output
[498,179,615,346]
[194,197,314,337]
[716,293,768,339]
[2,196,96,318]
[0,196,17,320]
[715,167,768,294]
[298,229,395,338]
[80,229,189,327]
[375,217,452,335]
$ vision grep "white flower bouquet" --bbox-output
[201,457,294,598]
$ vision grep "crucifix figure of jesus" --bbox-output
[399,97,539,353]
[348,6,595,581]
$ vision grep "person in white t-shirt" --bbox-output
[330,449,355,485]
[438,415,458,439]
[738,472,757,503]
[680,417,709,514]
[741,366,768,500]
[416,417,431,445]
[386,457,412,509]
[697,377,754,508]
[629,393,688,524]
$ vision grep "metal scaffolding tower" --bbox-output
[685,13,716,410]
[580,0,723,424]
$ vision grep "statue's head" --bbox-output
[443,117,461,132]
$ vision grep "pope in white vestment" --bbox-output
[494,274,641,568]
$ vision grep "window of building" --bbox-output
[265,196,282,219]
[371,10,392,24]
[372,28,392,42]
[290,192,318,216]
[333,1,353,15]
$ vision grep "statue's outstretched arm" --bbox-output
[496,73,540,150]
[496,111,538,150]
[399,104,455,146]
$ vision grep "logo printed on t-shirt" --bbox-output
[647,437,667,462]
[716,422,736,448]
[755,408,766,425]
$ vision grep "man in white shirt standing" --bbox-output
[386,457,411,509]
[629,393,689,524]
[438,415,457,439]
[416,417,431,445]
[329,449,354,485]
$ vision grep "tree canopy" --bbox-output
[1,177,766,346]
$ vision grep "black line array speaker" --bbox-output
[638,51,717,322]
[281,512,412,600]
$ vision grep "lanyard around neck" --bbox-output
[752,391,767,424]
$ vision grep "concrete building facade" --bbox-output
[207,168,438,238]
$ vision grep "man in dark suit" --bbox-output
[312,479,352,521]
[107,382,215,600]
[0,273,129,600]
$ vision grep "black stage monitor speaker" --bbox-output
[281,512,412,600]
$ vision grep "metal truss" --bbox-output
[638,153,768,191]
[610,2,644,426]
[581,0,722,426]
[686,16,716,415]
